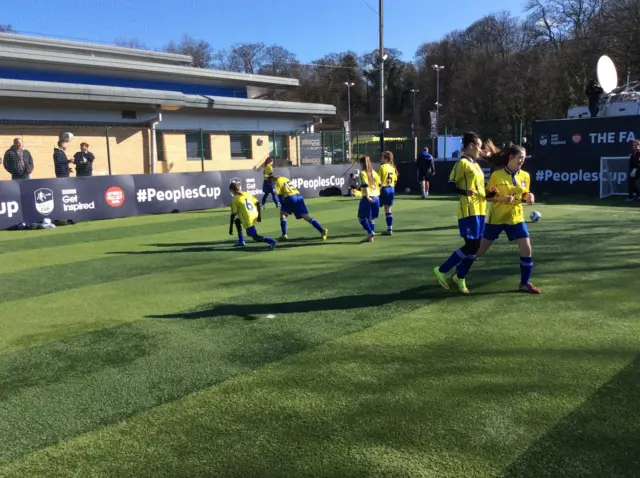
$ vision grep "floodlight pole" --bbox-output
[431,65,444,155]
[379,0,385,153]
[411,89,419,159]
[345,82,354,161]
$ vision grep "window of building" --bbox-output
[185,132,212,160]
[156,131,166,161]
[230,134,252,159]
[269,135,289,160]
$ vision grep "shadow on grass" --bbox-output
[108,241,351,256]
[502,353,640,478]
[148,283,512,321]
[148,285,433,320]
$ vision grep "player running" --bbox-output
[358,155,381,242]
[475,144,541,294]
[268,174,328,241]
[228,181,277,250]
[378,151,398,235]
[261,157,280,209]
[433,132,487,293]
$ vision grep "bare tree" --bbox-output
[165,35,213,68]
[114,38,148,50]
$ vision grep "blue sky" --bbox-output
[6,0,525,62]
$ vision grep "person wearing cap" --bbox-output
[53,140,73,178]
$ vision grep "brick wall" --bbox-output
[0,125,148,180]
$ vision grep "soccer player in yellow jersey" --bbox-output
[228,182,277,250]
[268,174,328,241]
[261,157,280,209]
[378,151,398,235]
[433,132,487,293]
[475,145,541,294]
[358,155,381,242]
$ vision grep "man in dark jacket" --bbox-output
[628,140,640,201]
[3,138,34,180]
[417,146,435,198]
[586,79,604,118]
[53,140,72,178]
[73,142,95,177]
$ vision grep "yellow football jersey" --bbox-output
[359,170,380,197]
[487,168,530,225]
[273,176,300,198]
[378,163,397,187]
[264,164,273,180]
[449,156,487,219]
[231,192,259,228]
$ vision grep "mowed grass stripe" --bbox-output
[0,199,444,297]
[0,197,362,254]
[0,197,438,274]
[2,262,639,478]
[0,200,451,352]
[0,238,454,466]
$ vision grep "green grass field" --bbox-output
[1,196,639,477]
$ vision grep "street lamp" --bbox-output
[410,88,419,159]
[344,82,354,161]
[431,65,444,155]
[379,0,385,153]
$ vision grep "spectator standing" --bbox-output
[416,146,435,198]
[53,140,72,178]
[3,138,34,180]
[74,142,95,177]
[627,140,640,201]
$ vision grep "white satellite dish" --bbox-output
[597,55,618,94]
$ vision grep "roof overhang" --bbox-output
[0,79,336,117]
[0,45,300,91]
[0,32,192,66]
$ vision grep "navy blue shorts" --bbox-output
[281,194,309,219]
[380,186,395,207]
[458,216,486,240]
[262,180,274,194]
[483,222,530,242]
[358,196,380,220]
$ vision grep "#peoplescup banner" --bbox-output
[0,163,390,229]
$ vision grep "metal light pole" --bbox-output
[344,82,354,161]
[379,0,385,153]
[410,88,419,159]
[431,64,444,156]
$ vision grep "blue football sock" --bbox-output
[261,195,267,206]
[520,257,533,285]
[263,236,276,245]
[439,249,465,273]
[273,195,279,206]
[369,220,375,232]
[385,213,393,230]
[456,256,477,279]
[359,218,373,234]
[310,218,323,233]
[238,232,245,243]
[280,219,287,235]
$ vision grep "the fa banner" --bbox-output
[430,111,437,135]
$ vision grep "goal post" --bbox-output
[600,156,629,199]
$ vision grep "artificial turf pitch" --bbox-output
[0,196,639,477]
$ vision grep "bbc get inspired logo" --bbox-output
[105,187,125,207]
